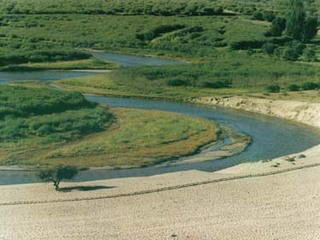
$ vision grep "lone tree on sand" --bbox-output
[38,166,79,191]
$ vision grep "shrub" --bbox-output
[303,17,318,42]
[266,85,280,93]
[262,42,277,55]
[281,47,300,61]
[230,40,266,50]
[166,78,190,87]
[288,84,300,91]
[252,11,264,21]
[266,17,286,37]
[263,11,276,22]
[201,80,232,89]
[301,82,319,90]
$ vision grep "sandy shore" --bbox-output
[1,96,320,239]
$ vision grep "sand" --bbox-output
[1,96,320,239]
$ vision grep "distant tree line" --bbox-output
[0,0,224,16]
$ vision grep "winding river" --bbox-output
[1,53,320,185]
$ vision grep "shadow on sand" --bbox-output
[59,185,115,192]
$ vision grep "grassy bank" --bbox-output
[0,58,119,71]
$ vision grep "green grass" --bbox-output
[1,58,119,71]
[57,51,320,101]
[33,108,219,168]
[0,107,219,168]
[56,73,249,101]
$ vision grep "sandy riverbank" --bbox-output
[1,96,320,239]
[191,96,320,128]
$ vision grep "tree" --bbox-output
[268,17,286,36]
[285,0,318,42]
[286,0,306,41]
[303,16,318,41]
[38,166,79,191]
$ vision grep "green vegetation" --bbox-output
[0,0,223,16]
[43,108,219,168]
[0,48,91,66]
[38,166,79,191]
[0,85,113,144]
[1,58,118,71]
[0,2,316,97]
[1,0,319,170]
[285,0,318,42]
[58,52,320,100]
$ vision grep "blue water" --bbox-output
[0,71,95,85]
[91,52,182,67]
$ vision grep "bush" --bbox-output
[266,17,286,37]
[166,78,190,87]
[303,17,318,42]
[262,42,277,55]
[0,49,91,65]
[252,11,264,21]
[281,47,300,61]
[266,85,280,93]
[288,84,300,91]
[230,40,266,50]
[301,82,319,90]
[263,11,276,22]
[200,80,232,89]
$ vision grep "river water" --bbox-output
[1,53,319,185]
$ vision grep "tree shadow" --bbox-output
[59,185,116,192]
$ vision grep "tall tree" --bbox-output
[286,0,306,41]
[285,0,318,42]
